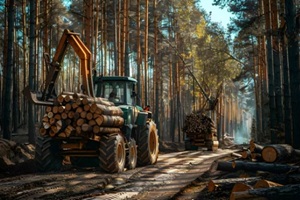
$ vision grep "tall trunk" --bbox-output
[285,0,300,148]
[2,0,15,140]
[271,0,284,143]
[28,0,36,144]
[13,41,19,133]
[136,0,141,106]
[124,0,129,76]
[84,0,93,52]
[279,0,292,144]
[144,0,149,106]
[22,0,27,129]
[1,0,8,136]
[154,0,160,134]
[113,0,118,73]
[94,0,100,71]
[263,0,276,141]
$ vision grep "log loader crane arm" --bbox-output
[25,29,94,105]
[186,66,219,111]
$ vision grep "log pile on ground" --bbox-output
[39,92,124,138]
[205,140,300,199]
[0,139,35,176]
[183,111,218,151]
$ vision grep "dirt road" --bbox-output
[0,149,234,200]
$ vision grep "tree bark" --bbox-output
[261,144,296,163]
[231,184,300,200]
[208,177,260,192]
[2,0,15,140]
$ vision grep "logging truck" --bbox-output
[25,29,159,173]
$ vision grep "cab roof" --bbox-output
[95,76,137,83]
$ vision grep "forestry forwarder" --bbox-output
[25,29,159,173]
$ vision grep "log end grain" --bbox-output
[262,147,277,163]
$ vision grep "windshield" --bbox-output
[101,82,125,104]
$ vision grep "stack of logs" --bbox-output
[207,140,300,199]
[183,111,218,151]
[39,92,124,138]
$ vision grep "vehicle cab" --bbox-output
[94,76,137,106]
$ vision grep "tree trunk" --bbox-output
[28,0,36,144]
[271,0,284,143]
[217,160,299,173]
[263,0,276,141]
[208,177,260,192]
[279,0,292,145]
[286,0,300,148]
[230,184,300,200]
[2,0,15,140]
[261,144,296,163]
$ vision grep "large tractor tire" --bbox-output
[126,138,137,170]
[70,140,99,168]
[137,120,159,166]
[99,134,126,173]
[35,136,63,172]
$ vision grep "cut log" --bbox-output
[42,115,49,122]
[83,104,90,112]
[52,106,59,114]
[47,112,54,118]
[251,153,262,161]
[58,106,65,113]
[39,128,47,136]
[81,123,92,132]
[80,111,87,119]
[93,125,100,134]
[90,103,99,113]
[65,103,72,111]
[58,132,67,137]
[99,115,124,127]
[207,177,260,192]
[88,119,96,127]
[92,104,123,116]
[262,144,295,163]
[54,114,61,120]
[230,160,299,173]
[76,118,85,127]
[64,94,73,103]
[230,184,300,200]
[46,106,52,113]
[86,112,93,120]
[241,150,251,159]
[61,112,68,120]
[64,125,75,137]
[254,180,282,188]
[231,182,253,193]
[82,96,113,106]
[94,116,103,126]
[57,94,66,104]
[250,142,264,153]
[76,107,83,113]
[217,161,236,171]
[67,111,75,119]
[43,122,51,129]
[72,102,80,110]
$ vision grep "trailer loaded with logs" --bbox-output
[25,29,159,173]
[183,111,219,151]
